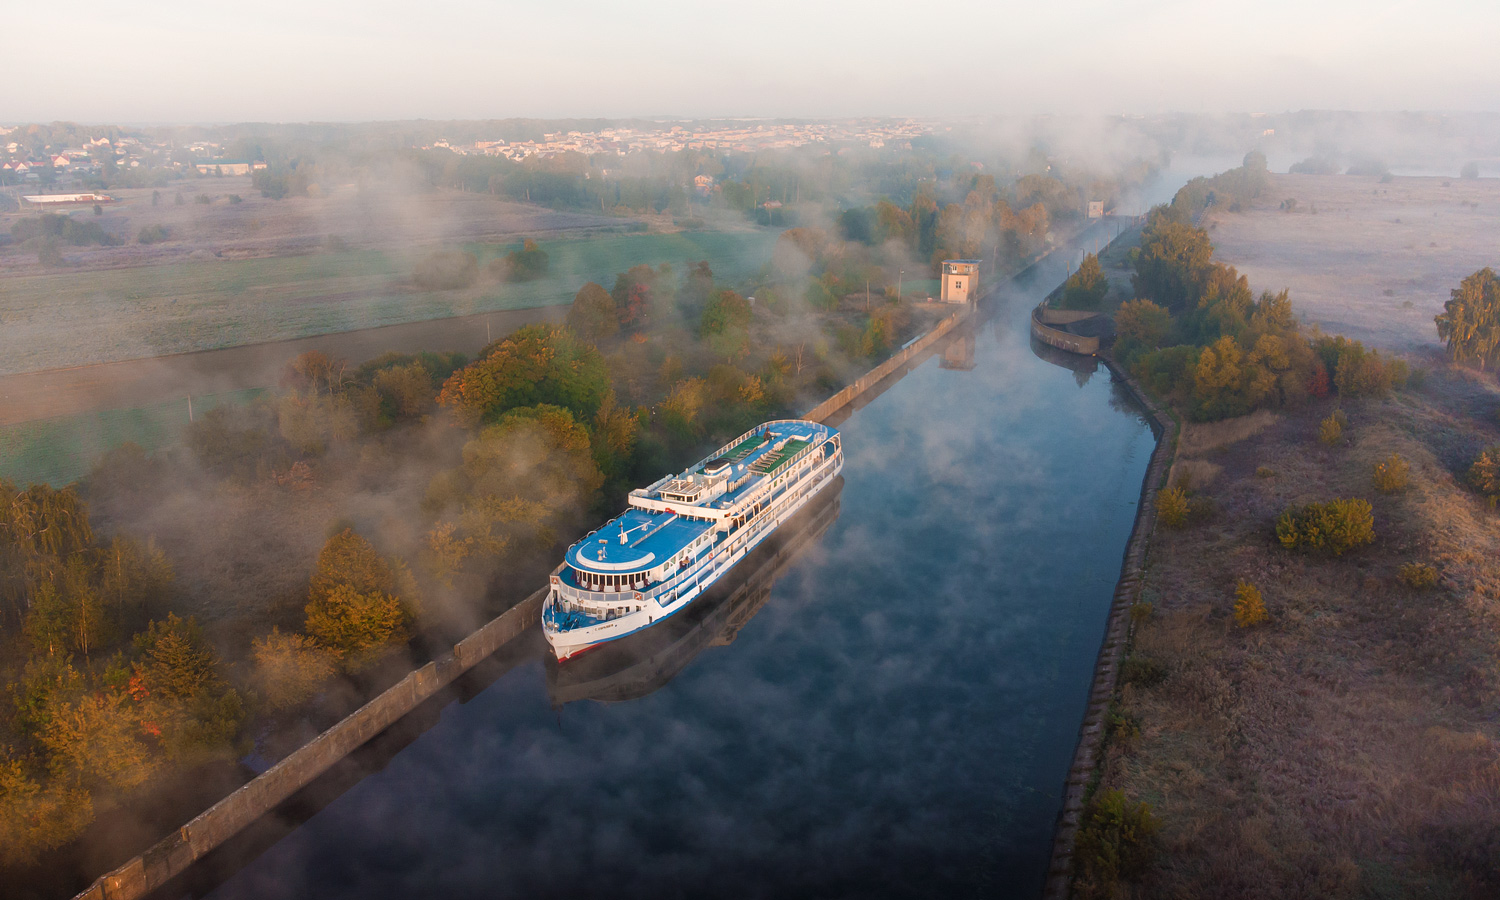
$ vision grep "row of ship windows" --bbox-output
[577,570,648,590]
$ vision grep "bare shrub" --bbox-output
[1073,789,1159,899]
[250,629,336,711]
[1318,412,1344,446]
[1398,562,1439,589]
[1170,459,1222,491]
[413,250,479,290]
[1469,445,1500,505]
[1255,465,1276,478]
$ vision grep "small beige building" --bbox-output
[940,259,981,304]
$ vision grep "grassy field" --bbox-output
[1204,173,1500,350]
[0,229,781,376]
[0,388,266,487]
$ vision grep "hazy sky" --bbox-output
[8,0,1497,122]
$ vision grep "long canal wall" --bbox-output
[70,298,980,900]
[1040,235,1180,900]
[74,588,546,900]
[804,304,974,423]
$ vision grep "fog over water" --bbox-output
[187,215,1158,899]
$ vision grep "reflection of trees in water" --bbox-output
[547,479,844,706]
[1028,334,1099,387]
[1108,379,1154,431]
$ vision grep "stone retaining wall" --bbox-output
[1030,304,1102,355]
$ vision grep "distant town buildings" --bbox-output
[417,120,931,160]
[193,160,267,175]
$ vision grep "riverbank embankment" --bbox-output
[1039,223,1181,900]
[1041,352,1178,899]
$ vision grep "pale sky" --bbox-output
[8,0,1497,123]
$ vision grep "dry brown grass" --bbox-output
[1102,380,1500,899]
[1178,409,1279,457]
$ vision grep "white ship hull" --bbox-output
[544,422,843,661]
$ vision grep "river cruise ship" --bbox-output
[543,420,843,661]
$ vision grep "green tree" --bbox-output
[1435,268,1500,370]
[565,281,618,342]
[1114,299,1173,352]
[1132,220,1214,314]
[133,613,220,701]
[700,289,753,358]
[492,238,549,282]
[1073,789,1159,899]
[1061,253,1108,309]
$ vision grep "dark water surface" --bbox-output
[201,227,1156,900]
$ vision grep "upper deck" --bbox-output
[564,420,837,579]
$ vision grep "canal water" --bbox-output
[196,225,1158,900]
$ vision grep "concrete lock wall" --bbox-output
[74,304,981,900]
[1030,304,1102,356]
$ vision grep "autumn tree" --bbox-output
[304,529,413,664]
[437,324,610,426]
[0,756,92,866]
[1233,581,1268,627]
[424,406,603,582]
[1434,267,1500,370]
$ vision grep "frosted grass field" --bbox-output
[0,230,781,377]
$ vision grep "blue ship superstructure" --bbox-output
[543,419,843,660]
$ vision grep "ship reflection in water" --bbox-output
[547,477,844,706]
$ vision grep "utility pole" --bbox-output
[897,269,904,302]
[866,279,870,311]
